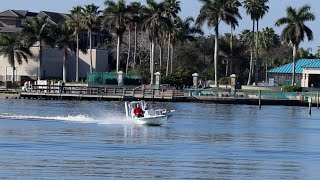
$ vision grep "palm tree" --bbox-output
[171,16,203,72]
[225,0,242,75]
[243,0,269,84]
[157,22,167,71]
[259,27,280,52]
[82,4,101,73]
[219,34,246,75]
[169,17,180,74]
[196,0,240,87]
[164,0,181,76]
[67,6,84,82]
[143,0,168,84]
[259,27,281,82]
[124,2,139,74]
[52,23,77,82]
[275,5,315,85]
[22,16,52,80]
[104,0,127,73]
[0,33,33,83]
[127,2,145,70]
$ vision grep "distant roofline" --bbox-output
[268,59,320,74]
[0,9,69,18]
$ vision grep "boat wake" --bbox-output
[0,113,131,125]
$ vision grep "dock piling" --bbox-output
[317,92,319,109]
[259,90,261,109]
[309,102,312,115]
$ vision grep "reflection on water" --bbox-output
[123,125,169,143]
[0,99,320,179]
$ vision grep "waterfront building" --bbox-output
[0,9,110,84]
[267,59,320,88]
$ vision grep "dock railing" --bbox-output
[26,85,185,100]
[186,88,320,103]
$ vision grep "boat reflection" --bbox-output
[123,125,169,144]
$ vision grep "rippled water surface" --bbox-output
[0,98,320,179]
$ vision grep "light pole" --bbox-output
[265,58,268,83]
[5,66,10,88]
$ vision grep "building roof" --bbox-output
[0,27,22,33]
[0,9,69,25]
[38,11,69,25]
[0,10,21,17]
[0,10,37,18]
[268,59,320,74]
[13,10,38,17]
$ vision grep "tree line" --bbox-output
[0,0,317,87]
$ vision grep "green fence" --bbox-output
[87,72,142,85]
[283,80,301,86]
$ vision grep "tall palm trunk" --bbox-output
[255,20,259,83]
[116,36,121,72]
[38,39,43,80]
[230,26,234,75]
[292,44,297,86]
[12,61,15,83]
[247,20,255,85]
[89,29,93,73]
[63,45,67,82]
[76,32,79,82]
[133,23,137,69]
[126,30,132,74]
[150,36,156,85]
[170,44,174,73]
[149,42,152,72]
[214,26,219,87]
[166,35,171,76]
[159,45,162,70]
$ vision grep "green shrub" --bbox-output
[105,79,118,85]
[282,85,302,92]
[124,78,141,85]
[219,77,231,85]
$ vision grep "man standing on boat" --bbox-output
[133,104,144,118]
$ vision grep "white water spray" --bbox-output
[0,112,132,125]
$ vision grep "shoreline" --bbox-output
[0,90,314,107]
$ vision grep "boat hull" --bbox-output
[132,115,167,126]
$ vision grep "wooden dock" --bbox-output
[194,96,310,106]
[0,85,314,107]
[14,85,187,102]
[0,89,20,99]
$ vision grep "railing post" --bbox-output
[123,87,126,97]
[259,90,261,109]
[152,89,154,99]
[317,92,319,109]
[162,89,164,99]
[309,101,312,115]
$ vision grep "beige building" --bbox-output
[0,46,110,83]
[0,9,111,85]
[301,67,320,88]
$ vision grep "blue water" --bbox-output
[0,98,320,179]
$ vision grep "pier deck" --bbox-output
[16,85,186,102]
[0,85,315,107]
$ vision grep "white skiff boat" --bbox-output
[125,101,169,126]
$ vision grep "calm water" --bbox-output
[0,98,320,179]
